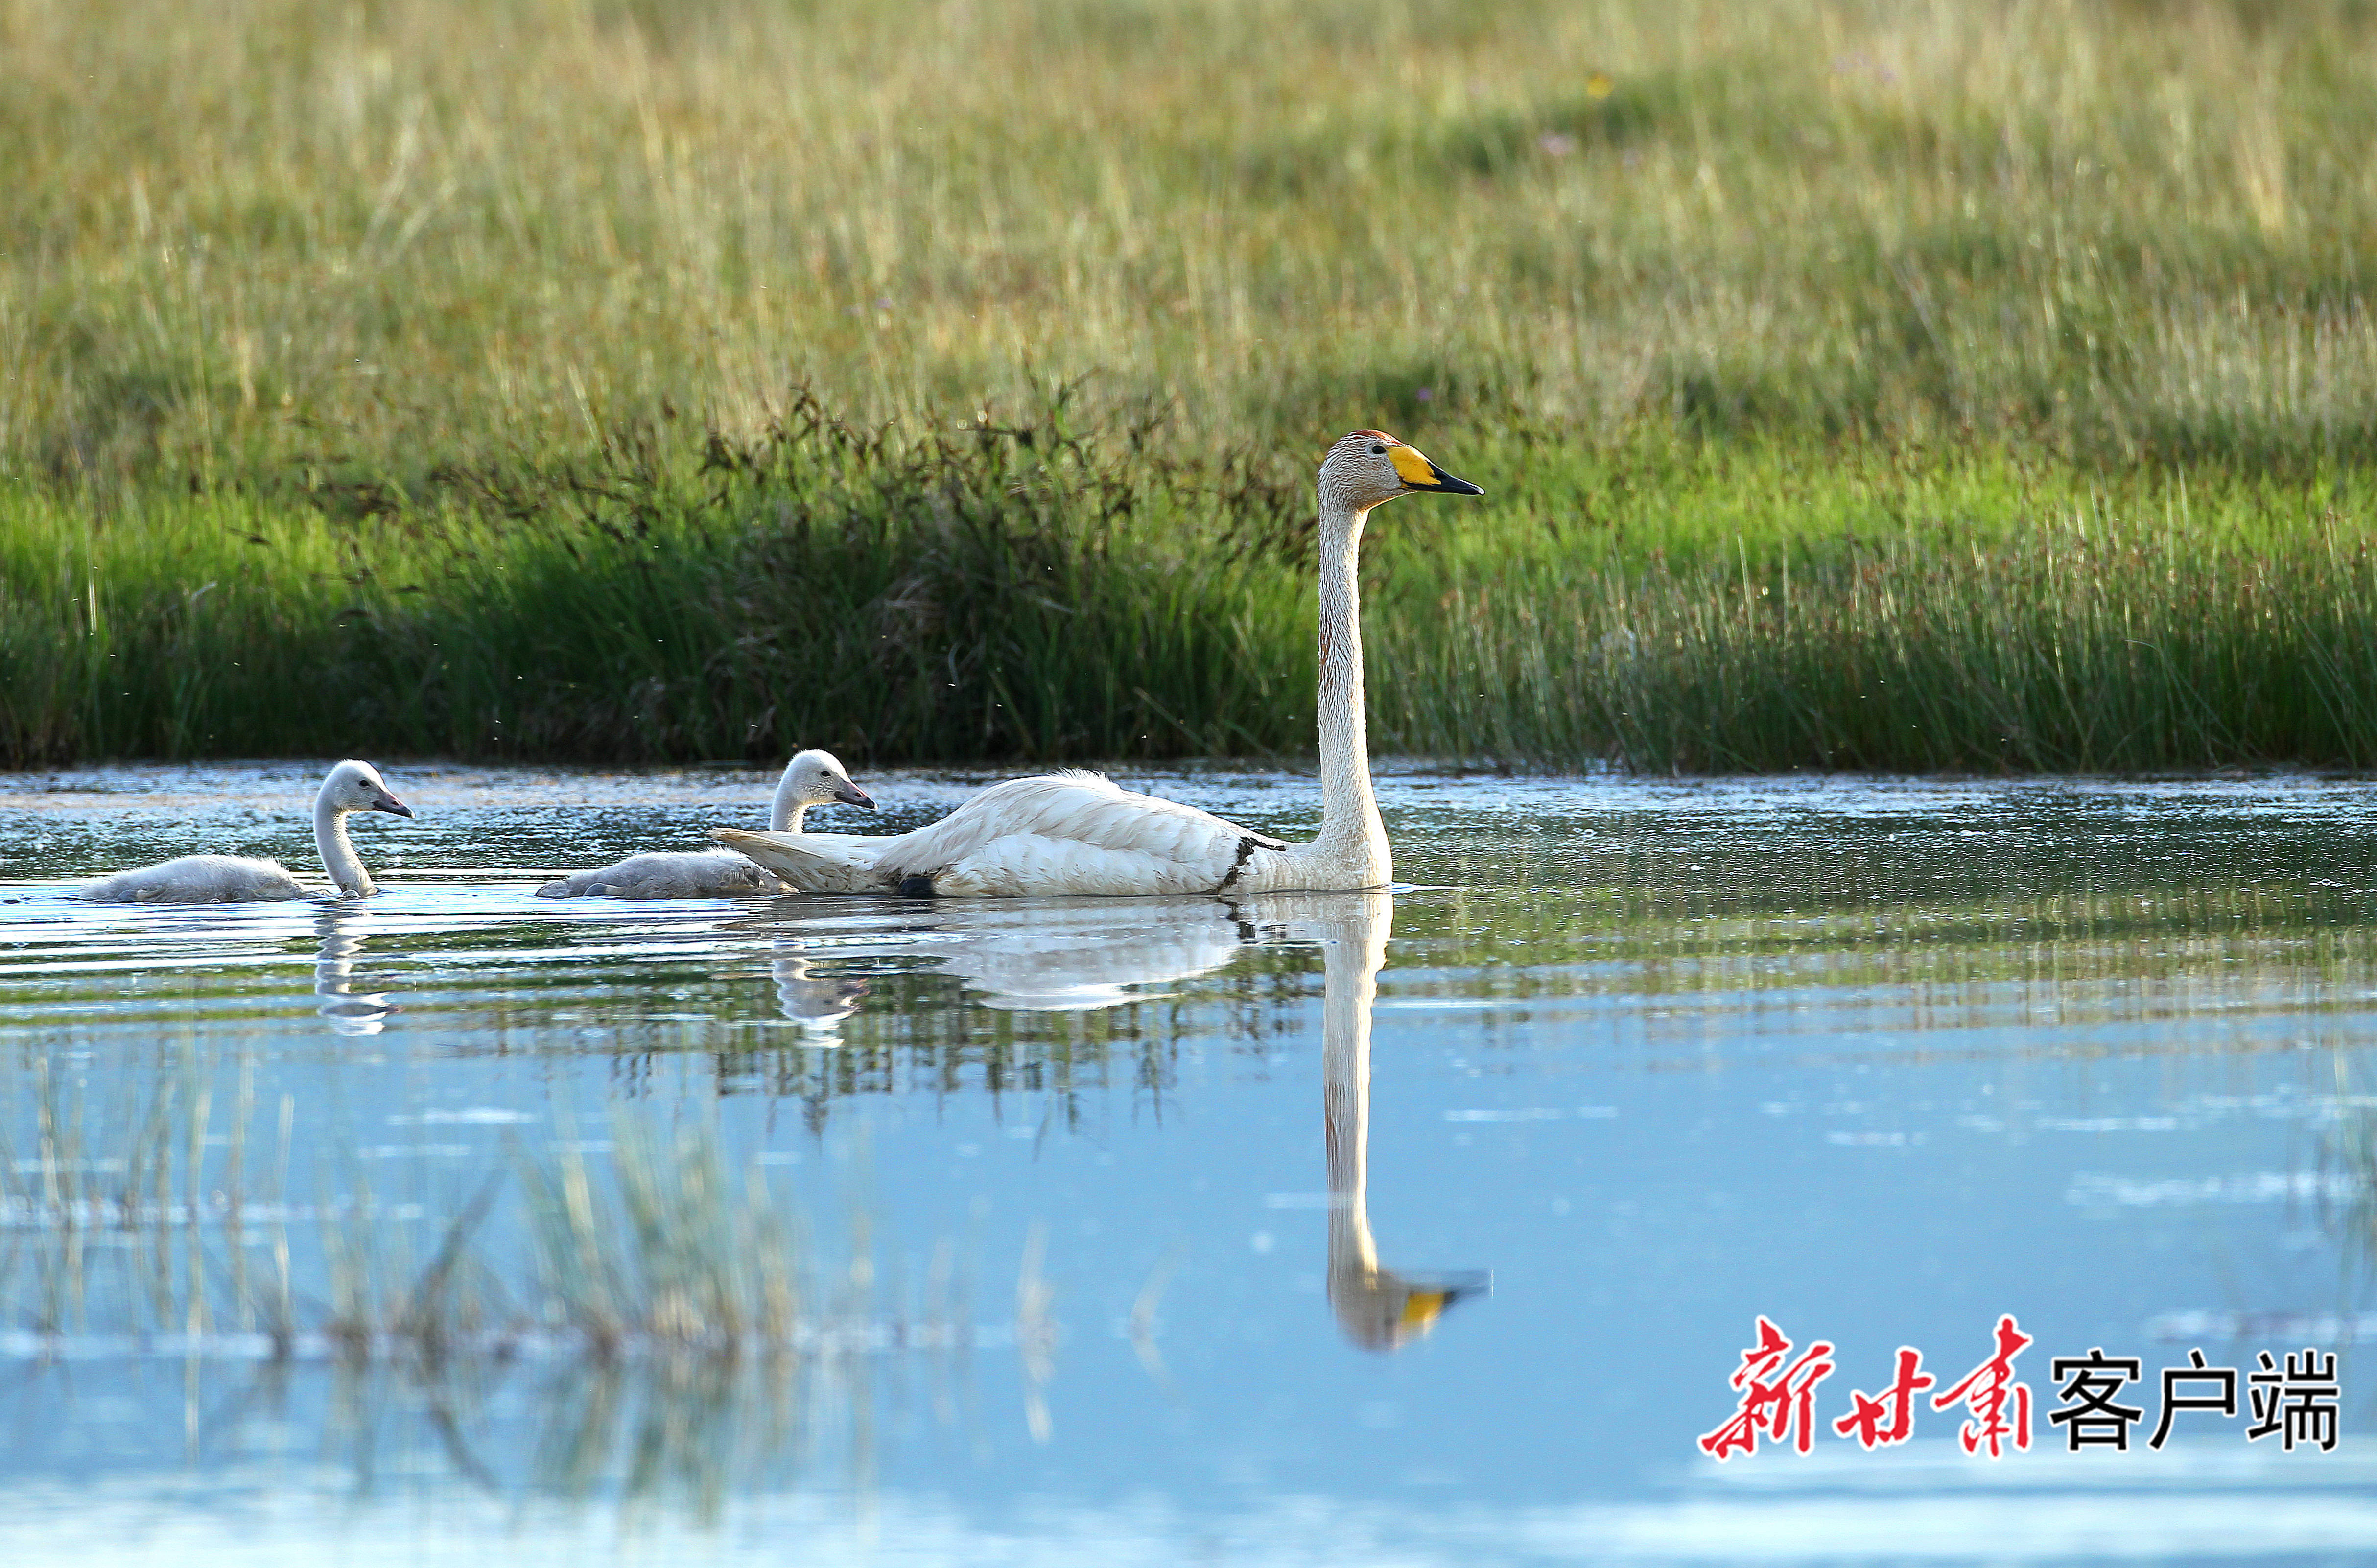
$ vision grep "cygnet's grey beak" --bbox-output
[375,794,415,818]
[834,782,876,810]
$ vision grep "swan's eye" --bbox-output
[1368,444,1386,455]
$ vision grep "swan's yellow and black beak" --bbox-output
[1393,1270,1492,1338]
[1387,443,1484,496]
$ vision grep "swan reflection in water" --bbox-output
[312,907,396,1035]
[906,897,1251,1012]
[1301,891,1490,1351]
[766,890,1487,1350]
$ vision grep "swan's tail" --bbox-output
[712,829,884,894]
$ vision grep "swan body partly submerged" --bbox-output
[717,432,1480,898]
[79,760,414,903]
[536,749,873,899]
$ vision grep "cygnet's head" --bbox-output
[320,759,414,818]
[781,749,875,810]
[1317,430,1484,514]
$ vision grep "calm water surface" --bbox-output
[1,762,2374,1565]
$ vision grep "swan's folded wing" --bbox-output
[880,772,1287,896]
[711,829,889,893]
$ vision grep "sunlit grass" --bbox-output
[0,399,1308,765]
[11,0,2377,770]
[1377,449,2377,770]
[10,0,2377,478]
[13,404,2377,772]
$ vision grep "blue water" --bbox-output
[1,763,2373,1564]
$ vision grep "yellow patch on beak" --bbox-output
[1399,1289,1452,1329]
[1387,444,1439,489]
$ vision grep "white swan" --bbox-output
[536,749,874,899]
[79,760,414,903]
[716,432,1480,896]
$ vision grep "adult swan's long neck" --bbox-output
[1234,434,1474,895]
[1303,499,1389,887]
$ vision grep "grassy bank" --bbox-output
[0,400,1310,766]
[13,404,2377,772]
[10,0,2377,771]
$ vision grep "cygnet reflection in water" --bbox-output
[312,907,396,1036]
[770,950,869,1036]
[758,890,1487,1350]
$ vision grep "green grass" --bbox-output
[1377,440,2377,771]
[0,398,1311,765]
[14,0,2377,475]
[15,405,2377,772]
[13,0,2377,772]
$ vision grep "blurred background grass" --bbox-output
[8,0,2377,771]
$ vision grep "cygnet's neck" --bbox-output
[770,778,808,833]
[313,795,372,897]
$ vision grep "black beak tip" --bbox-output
[383,802,415,818]
[1438,474,1485,497]
[1422,1269,1493,1303]
[840,787,877,810]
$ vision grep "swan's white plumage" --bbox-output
[79,760,413,903]
[718,771,1286,898]
[537,748,873,899]
[707,831,881,894]
[711,433,1478,899]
